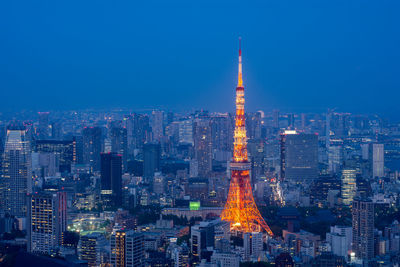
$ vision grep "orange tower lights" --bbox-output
[220,38,273,236]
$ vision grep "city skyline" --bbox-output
[2,1,400,266]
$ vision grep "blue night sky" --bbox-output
[1,0,400,117]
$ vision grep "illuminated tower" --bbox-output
[221,39,273,236]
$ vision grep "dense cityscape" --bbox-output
[1,40,400,267]
[2,1,400,266]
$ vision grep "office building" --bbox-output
[110,230,145,267]
[179,120,194,145]
[194,120,212,177]
[370,143,384,178]
[151,110,164,142]
[1,125,31,217]
[101,152,122,207]
[243,232,263,261]
[78,232,108,267]
[191,221,215,262]
[143,143,161,182]
[352,198,374,261]
[211,252,240,267]
[110,125,128,171]
[326,225,352,258]
[34,139,74,173]
[280,131,318,182]
[82,126,103,172]
[38,112,50,139]
[28,192,66,254]
[341,168,357,206]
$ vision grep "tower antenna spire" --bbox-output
[237,37,243,87]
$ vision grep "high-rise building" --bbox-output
[143,143,161,182]
[37,112,50,139]
[78,232,108,267]
[211,114,233,154]
[243,232,263,261]
[370,143,384,178]
[101,152,122,207]
[221,39,273,235]
[34,139,74,173]
[1,125,31,217]
[328,140,343,174]
[151,110,164,142]
[82,127,103,172]
[191,221,215,263]
[246,112,262,140]
[352,198,374,261]
[280,131,318,182]
[124,113,151,151]
[341,168,357,206]
[110,230,145,267]
[28,192,65,254]
[110,125,128,171]
[178,120,194,145]
[272,110,280,129]
[194,120,212,177]
[326,225,352,258]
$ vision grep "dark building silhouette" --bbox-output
[37,112,50,139]
[101,153,122,207]
[280,132,318,182]
[82,127,103,172]
[275,252,294,267]
[194,120,212,177]
[143,143,161,182]
[110,125,128,172]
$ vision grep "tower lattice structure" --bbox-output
[221,39,273,236]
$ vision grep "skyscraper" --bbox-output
[244,232,263,261]
[78,232,108,267]
[28,192,64,254]
[82,126,103,172]
[110,230,145,267]
[194,120,212,177]
[143,143,161,182]
[110,125,128,171]
[37,112,50,139]
[341,168,357,206]
[34,139,74,173]
[178,119,194,145]
[370,143,384,178]
[221,39,273,235]
[151,110,164,142]
[280,131,318,182]
[1,125,31,217]
[352,198,374,261]
[101,152,122,207]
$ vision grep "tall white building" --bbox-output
[326,225,352,257]
[371,143,384,178]
[243,232,263,261]
[1,126,31,217]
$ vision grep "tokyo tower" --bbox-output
[221,39,273,236]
